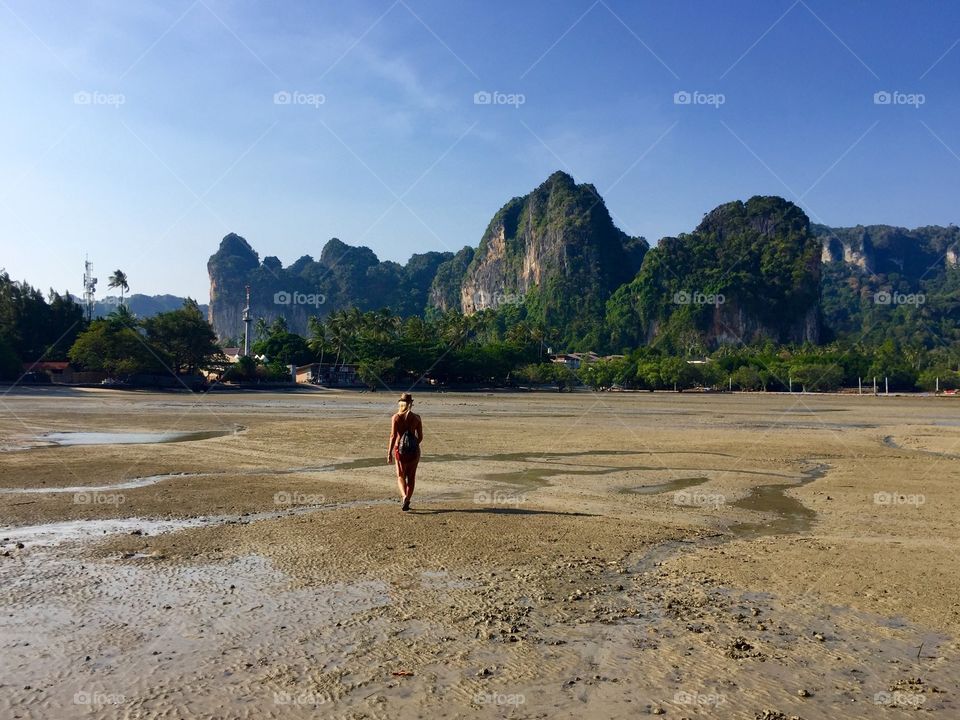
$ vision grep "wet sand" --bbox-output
[0,387,958,718]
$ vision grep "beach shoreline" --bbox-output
[1,390,957,718]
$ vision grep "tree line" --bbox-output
[235,306,960,393]
[2,270,959,393]
[0,271,220,382]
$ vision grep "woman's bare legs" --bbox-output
[396,454,419,509]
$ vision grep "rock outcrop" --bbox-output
[435,171,647,346]
[606,196,822,350]
[205,173,960,351]
[428,246,475,314]
[456,172,646,310]
[815,222,960,339]
[814,223,960,277]
[206,233,451,340]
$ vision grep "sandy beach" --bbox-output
[1,387,958,718]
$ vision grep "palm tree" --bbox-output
[373,307,400,339]
[107,303,135,327]
[403,316,430,344]
[269,315,288,335]
[327,309,348,366]
[307,316,327,366]
[439,310,470,349]
[529,326,546,360]
[107,270,129,306]
[255,317,268,341]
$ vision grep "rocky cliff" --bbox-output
[815,223,960,340]
[429,171,647,346]
[815,223,960,276]
[428,246,475,314]
[459,171,646,310]
[206,174,960,351]
[606,196,822,350]
[207,233,451,340]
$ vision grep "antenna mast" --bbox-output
[82,256,97,321]
[242,285,252,357]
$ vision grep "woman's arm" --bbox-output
[414,414,424,443]
[387,415,397,463]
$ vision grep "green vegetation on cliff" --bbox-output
[816,223,960,348]
[454,171,648,349]
[206,234,453,338]
[427,246,474,315]
[605,196,821,352]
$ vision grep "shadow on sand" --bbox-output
[406,506,597,517]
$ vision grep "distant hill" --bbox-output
[70,294,208,319]
[206,172,647,347]
[205,171,960,351]
[206,234,452,339]
[815,223,960,345]
[429,171,648,348]
[605,196,821,351]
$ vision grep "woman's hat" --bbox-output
[399,392,414,403]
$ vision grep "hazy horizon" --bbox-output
[3,0,959,298]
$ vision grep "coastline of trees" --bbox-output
[2,272,958,394]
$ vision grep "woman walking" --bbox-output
[388,392,423,511]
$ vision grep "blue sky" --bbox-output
[2,0,959,299]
